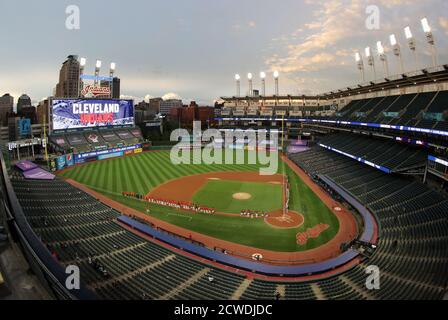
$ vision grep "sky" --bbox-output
[0,0,447,106]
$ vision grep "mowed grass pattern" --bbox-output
[59,151,339,252]
[193,180,283,214]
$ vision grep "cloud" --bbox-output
[264,0,448,94]
[162,92,182,101]
[440,17,448,35]
[120,94,143,101]
[144,94,154,103]
[248,21,256,28]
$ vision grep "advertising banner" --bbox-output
[52,99,134,131]
[18,119,31,136]
[56,155,66,170]
[98,151,124,160]
[74,144,142,163]
[65,153,75,167]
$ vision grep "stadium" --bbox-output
[1,7,448,303]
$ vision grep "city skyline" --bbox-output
[1,0,448,106]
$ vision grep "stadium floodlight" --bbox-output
[404,26,413,40]
[365,47,376,80]
[365,47,371,57]
[94,60,102,86]
[260,72,266,96]
[273,71,279,96]
[247,73,253,97]
[355,52,365,82]
[404,26,419,70]
[109,63,117,98]
[78,57,86,98]
[376,41,385,55]
[390,34,397,46]
[421,18,431,33]
[389,34,405,74]
[421,18,437,67]
[235,74,241,97]
[377,41,389,78]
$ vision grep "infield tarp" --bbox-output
[15,160,39,172]
[23,168,56,180]
[117,215,359,276]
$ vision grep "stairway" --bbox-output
[230,278,253,300]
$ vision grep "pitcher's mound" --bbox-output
[233,193,252,200]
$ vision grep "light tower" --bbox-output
[78,57,86,97]
[235,74,241,97]
[404,26,419,70]
[365,47,376,80]
[109,62,116,98]
[260,72,266,96]
[273,70,279,96]
[376,41,389,78]
[94,60,102,86]
[389,34,405,74]
[355,52,365,82]
[421,18,437,67]
[247,73,253,97]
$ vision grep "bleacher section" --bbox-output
[288,146,448,299]
[336,91,446,129]
[319,134,427,172]
[49,128,143,154]
[9,165,448,299]
[218,91,448,136]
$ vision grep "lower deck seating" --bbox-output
[9,157,448,300]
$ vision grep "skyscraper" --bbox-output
[17,94,32,115]
[100,77,121,99]
[0,93,14,126]
[112,77,120,99]
[55,55,80,98]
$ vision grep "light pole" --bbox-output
[235,74,241,97]
[355,52,365,82]
[247,73,253,97]
[94,60,102,86]
[273,71,279,96]
[421,18,437,67]
[79,57,86,97]
[377,41,389,78]
[365,47,376,80]
[404,26,419,70]
[260,72,266,97]
[110,62,116,98]
[390,34,404,74]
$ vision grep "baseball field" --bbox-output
[59,150,342,253]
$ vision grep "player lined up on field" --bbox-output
[121,191,216,214]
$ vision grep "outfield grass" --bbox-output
[193,180,283,214]
[59,150,339,252]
